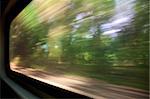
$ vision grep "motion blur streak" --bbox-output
[10,0,149,98]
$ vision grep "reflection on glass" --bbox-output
[10,0,149,98]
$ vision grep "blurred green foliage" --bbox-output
[10,0,149,90]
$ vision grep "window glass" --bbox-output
[10,0,149,98]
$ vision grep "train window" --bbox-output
[10,0,149,98]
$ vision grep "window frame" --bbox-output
[1,0,90,98]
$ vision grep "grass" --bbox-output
[20,61,149,91]
[64,65,149,91]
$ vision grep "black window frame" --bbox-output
[1,0,90,98]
